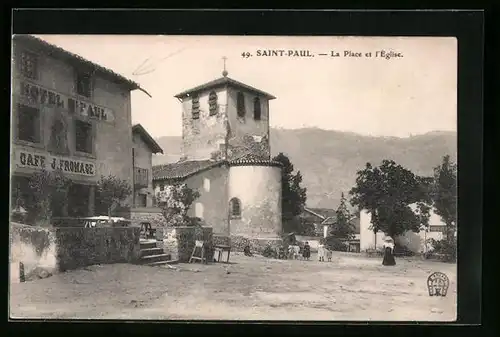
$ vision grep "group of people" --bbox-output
[244,236,397,266]
[287,242,311,260]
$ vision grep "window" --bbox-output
[19,50,38,79]
[203,178,211,192]
[76,71,92,98]
[192,95,200,119]
[75,120,93,153]
[17,104,41,143]
[229,198,242,218]
[253,97,261,120]
[208,91,218,116]
[236,92,245,118]
[195,202,204,218]
[137,194,147,208]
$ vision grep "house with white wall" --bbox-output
[359,205,447,253]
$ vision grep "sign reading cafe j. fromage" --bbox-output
[19,81,115,122]
[15,149,96,177]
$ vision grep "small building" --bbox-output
[153,67,283,241]
[10,35,150,219]
[300,207,337,237]
[131,124,163,208]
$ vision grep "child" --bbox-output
[317,242,325,262]
[302,241,311,260]
[326,248,333,262]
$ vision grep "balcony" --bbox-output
[134,167,149,188]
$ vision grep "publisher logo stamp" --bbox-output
[427,272,450,297]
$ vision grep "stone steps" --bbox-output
[139,241,157,250]
[145,260,179,267]
[140,247,164,257]
[138,240,173,266]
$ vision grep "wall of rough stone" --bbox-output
[163,226,214,263]
[226,86,271,161]
[54,226,141,271]
[130,208,166,226]
[10,222,141,280]
[130,208,167,240]
[229,235,283,255]
[10,222,57,283]
[180,87,228,161]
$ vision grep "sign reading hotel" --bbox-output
[20,81,115,122]
[15,149,96,177]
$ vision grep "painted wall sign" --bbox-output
[19,81,115,122]
[14,149,96,177]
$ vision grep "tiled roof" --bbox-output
[13,35,151,97]
[230,158,282,167]
[152,158,283,181]
[174,76,276,100]
[303,207,337,220]
[132,124,163,154]
[153,160,227,181]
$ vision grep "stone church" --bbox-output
[153,68,283,243]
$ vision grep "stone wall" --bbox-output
[230,235,283,255]
[130,208,167,241]
[163,226,214,263]
[10,222,57,283]
[10,222,141,279]
[55,226,141,271]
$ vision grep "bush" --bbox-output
[325,236,348,252]
[428,237,457,262]
[393,244,415,257]
[262,244,277,258]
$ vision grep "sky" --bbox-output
[36,35,457,138]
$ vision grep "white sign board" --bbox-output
[14,149,96,177]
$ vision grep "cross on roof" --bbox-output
[222,56,228,77]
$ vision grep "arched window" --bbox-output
[253,97,261,120]
[236,92,245,118]
[229,198,242,218]
[209,91,218,116]
[191,95,200,119]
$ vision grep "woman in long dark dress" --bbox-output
[302,242,311,260]
[382,237,396,266]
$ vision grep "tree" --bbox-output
[272,153,307,233]
[22,169,73,226]
[157,183,200,226]
[95,175,133,217]
[432,155,457,240]
[349,160,432,241]
[329,192,356,240]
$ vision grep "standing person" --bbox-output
[382,237,396,266]
[318,241,326,262]
[302,241,311,261]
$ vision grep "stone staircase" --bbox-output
[139,240,178,266]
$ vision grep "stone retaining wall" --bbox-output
[230,235,283,255]
[10,222,141,278]
[163,226,213,263]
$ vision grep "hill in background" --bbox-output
[152,128,457,209]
